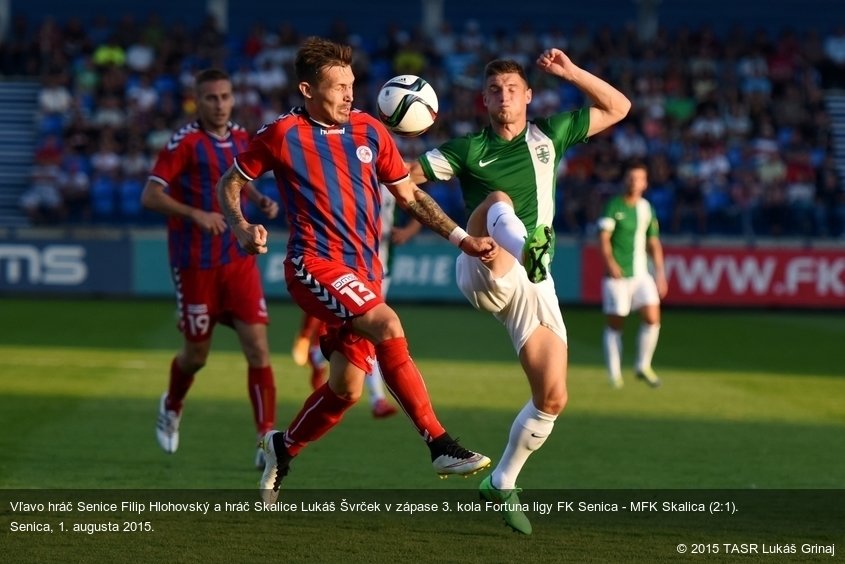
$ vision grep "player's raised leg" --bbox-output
[474,191,552,284]
[521,225,553,284]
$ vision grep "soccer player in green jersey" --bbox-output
[409,49,630,534]
[598,161,667,389]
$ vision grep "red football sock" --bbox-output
[375,337,445,443]
[166,356,194,413]
[282,383,355,456]
[248,366,276,435]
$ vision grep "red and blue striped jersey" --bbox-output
[149,121,250,270]
[235,108,409,281]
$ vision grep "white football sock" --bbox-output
[487,201,528,263]
[636,323,660,372]
[603,327,623,380]
[365,361,387,406]
[492,400,557,490]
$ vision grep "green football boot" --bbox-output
[479,475,532,535]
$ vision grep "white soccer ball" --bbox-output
[376,75,439,136]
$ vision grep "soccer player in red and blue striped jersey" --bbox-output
[217,37,498,501]
[142,69,278,468]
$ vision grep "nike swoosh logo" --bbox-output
[530,433,546,438]
[478,158,498,167]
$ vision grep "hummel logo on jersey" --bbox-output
[478,157,498,167]
[166,122,199,151]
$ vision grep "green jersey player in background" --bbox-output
[598,161,667,389]
[409,48,630,535]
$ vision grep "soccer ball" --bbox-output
[376,75,439,136]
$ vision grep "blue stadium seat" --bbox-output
[38,114,65,136]
[119,178,144,221]
[90,175,117,220]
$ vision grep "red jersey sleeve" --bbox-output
[234,121,280,181]
[372,119,410,185]
[149,135,190,186]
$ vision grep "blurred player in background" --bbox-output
[216,36,497,504]
[409,49,630,534]
[141,69,279,468]
[290,313,327,387]
[292,184,421,418]
[598,161,667,389]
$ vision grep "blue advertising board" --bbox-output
[0,239,132,294]
[0,230,581,302]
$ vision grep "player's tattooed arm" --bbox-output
[389,179,496,259]
[216,166,250,228]
[216,166,269,255]
[404,187,458,239]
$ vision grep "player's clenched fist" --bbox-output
[460,236,498,261]
[536,48,577,81]
[232,223,269,255]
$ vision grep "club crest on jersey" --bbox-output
[356,146,373,164]
[534,144,551,164]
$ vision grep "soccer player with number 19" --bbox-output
[141,69,279,469]
[216,36,498,503]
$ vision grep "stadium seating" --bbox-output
[2,8,843,238]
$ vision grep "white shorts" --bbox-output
[602,274,660,316]
[456,254,567,352]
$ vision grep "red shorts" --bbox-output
[172,256,268,342]
[285,255,383,372]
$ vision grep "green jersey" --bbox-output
[419,108,590,240]
[598,195,659,278]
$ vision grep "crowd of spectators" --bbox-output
[2,13,845,238]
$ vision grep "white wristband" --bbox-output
[448,226,469,248]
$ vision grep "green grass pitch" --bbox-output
[0,298,843,562]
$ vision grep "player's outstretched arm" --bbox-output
[536,48,631,137]
[216,165,269,255]
[387,179,497,260]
